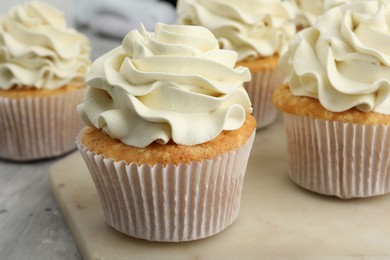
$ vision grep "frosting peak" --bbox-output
[79,23,252,148]
[292,0,362,29]
[0,1,90,90]
[177,0,296,62]
[9,1,66,29]
[280,0,390,115]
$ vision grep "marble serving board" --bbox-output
[49,117,390,259]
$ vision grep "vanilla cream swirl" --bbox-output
[0,1,90,90]
[292,0,324,28]
[293,0,362,29]
[79,23,252,148]
[280,0,390,115]
[177,0,296,62]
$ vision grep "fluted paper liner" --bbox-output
[244,69,283,129]
[283,113,390,199]
[0,88,85,161]
[77,131,255,242]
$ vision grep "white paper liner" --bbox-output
[283,113,390,199]
[77,130,255,242]
[0,88,85,161]
[243,69,283,129]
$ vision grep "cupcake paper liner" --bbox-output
[0,88,85,161]
[77,130,255,242]
[244,69,283,129]
[283,113,390,199]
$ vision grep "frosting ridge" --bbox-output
[292,0,361,29]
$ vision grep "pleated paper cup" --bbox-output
[283,113,390,199]
[77,130,255,242]
[244,69,283,129]
[0,88,85,161]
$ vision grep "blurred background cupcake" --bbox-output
[177,0,296,129]
[273,0,390,199]
[77,23,256,242]
[0,1,90,161]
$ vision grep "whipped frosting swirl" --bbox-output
[280,0,390,115]
[177,0,296,62]
[79,23,252,148]
[0,1,90,90]
[292,0,360,29]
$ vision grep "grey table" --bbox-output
[0,30,121,260]
[0,155,81,260]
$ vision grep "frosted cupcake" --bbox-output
[177,0,296,129]
[273,0,390,199]
[77,23,256,241]
[0,1,90,161]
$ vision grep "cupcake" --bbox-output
[0,1,90,161]
[273,0,390,199]
[77,23,256,241]
[177,0,296,129]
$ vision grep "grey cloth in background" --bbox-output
[75,0,177,39]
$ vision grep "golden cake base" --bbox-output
[50,117,390,259]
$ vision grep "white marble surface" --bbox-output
[50,117,390,259]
